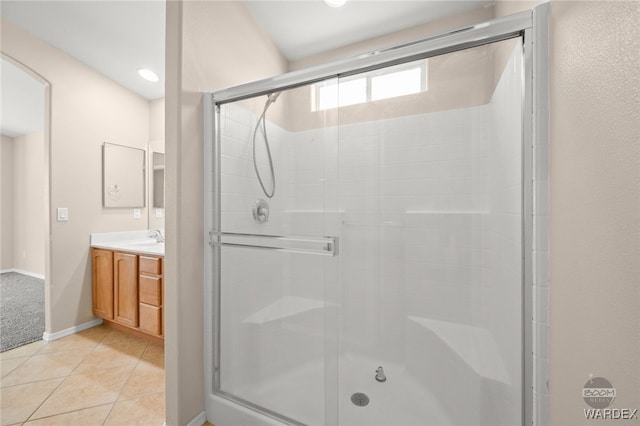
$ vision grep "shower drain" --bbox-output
[351,392,370,407]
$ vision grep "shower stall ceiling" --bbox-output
[215,38,525,426]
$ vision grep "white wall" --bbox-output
[546,2,639,424]
[11,130,45,276]
[1,19,151,334]
[150,98,165,142]
[0,134,15,270]
[1,130,45,277]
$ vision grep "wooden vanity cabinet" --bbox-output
[91,248,114,320]
[91,248,163,340]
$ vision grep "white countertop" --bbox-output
[90,230,164,256]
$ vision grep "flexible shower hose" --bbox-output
[252,93,279,198]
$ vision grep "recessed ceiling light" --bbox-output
[324,0,347,8]
[138,68,159,82]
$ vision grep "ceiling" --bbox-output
[1,0,491,137]
[245,1,492,61]
[0,58,45,137]
[1,0,166,101]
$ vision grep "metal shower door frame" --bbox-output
[203,4,549,425]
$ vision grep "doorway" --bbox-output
[0,55,51,352]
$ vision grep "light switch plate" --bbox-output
[57,207,68,222]
[133,208,141,219]
[155,208,163,218]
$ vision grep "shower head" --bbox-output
[267,91,281,105]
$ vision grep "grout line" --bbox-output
[67,327,140,376]
[4,326,163,425]
[102,398,117,425]
[20,329,105,422]
[103,340,152,426]
[113,340,151,402]
[0,355,30,380]
[2,342,85,390]
[1,374,72,390]
[23,402,115,425]
[20,326,131,423]
[0,342,48,361]
[22,375,68,423]
[67,339,103,376]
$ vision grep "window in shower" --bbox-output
[317,77,366,109]
[313,60,427,111]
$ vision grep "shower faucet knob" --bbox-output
[253,199,270,224]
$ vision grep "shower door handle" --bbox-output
[210,231,338,257]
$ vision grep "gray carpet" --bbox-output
[0,272,45,352]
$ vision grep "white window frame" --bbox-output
[312,59,428,111]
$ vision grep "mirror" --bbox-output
[148,138,165,229]
[102,142,146,208]
[148,100,165,228]
[152,152,165,208]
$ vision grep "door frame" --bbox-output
[1,53,53,339]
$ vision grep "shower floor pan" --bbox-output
[235,353,450,426]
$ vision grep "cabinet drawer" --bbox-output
[139,256,162,275]
[139,275,162,306]
[139,303,162,336]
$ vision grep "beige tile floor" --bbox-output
[0,325,165,426]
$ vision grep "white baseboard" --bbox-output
[186,411,207,426]
[0,268,45,280]
[42,318,103,342]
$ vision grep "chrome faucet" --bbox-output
[149,229,164,243]
[375,366,386,382]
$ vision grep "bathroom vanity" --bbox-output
[90,231,164,341]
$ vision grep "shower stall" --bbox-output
[205,6,548,426]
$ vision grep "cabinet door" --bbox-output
[114,252,139,327]
[91,248,113,319]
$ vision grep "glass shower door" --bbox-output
[214,85,340,426]
[212,35,527,426]
[334,38,525,426]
